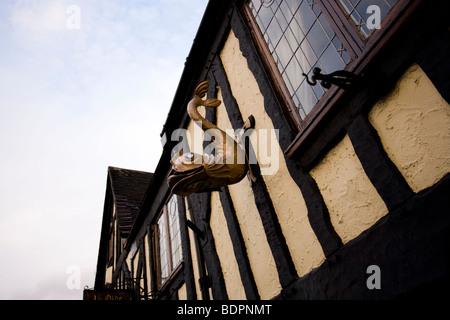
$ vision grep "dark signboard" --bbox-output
[83,289,134,300]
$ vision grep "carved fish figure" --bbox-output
[168,81,248,196]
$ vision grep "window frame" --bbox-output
[241,0,422,156]
[107,228,114,267]
[153,195,184,289]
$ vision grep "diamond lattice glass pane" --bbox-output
[249,0,351,118]
[338,0,399,38]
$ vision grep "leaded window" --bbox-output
[248,0,351,117]
[155,195,183,286]
[243,0,408,130]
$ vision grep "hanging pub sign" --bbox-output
[168,80,256,196]
[83,289,134,300]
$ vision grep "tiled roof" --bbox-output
[108,166,153,238]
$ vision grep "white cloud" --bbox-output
[8,0,69,53]
[10,0,67,32]
[0,0,209,299]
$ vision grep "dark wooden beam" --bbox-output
[347,114,413,211]
[219,186,260,300]
[212,55,298,288]
[176,195,197,300]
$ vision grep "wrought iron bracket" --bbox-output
[186,219,205,240]
[302,67,357,90]
[235,115,258,183]
[199,274,212,290]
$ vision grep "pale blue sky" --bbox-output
[0,0,208,299]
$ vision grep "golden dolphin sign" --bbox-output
[168,81,254,196]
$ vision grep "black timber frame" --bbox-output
[218,186,260,300]
[101,0,450,300]
[211,57,299,289]
[229,0,450,299]
[227,6,343,259]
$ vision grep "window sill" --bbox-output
[285,84,345,160]
[157,261,184,297]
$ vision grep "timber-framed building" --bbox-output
[93,0,450,300]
